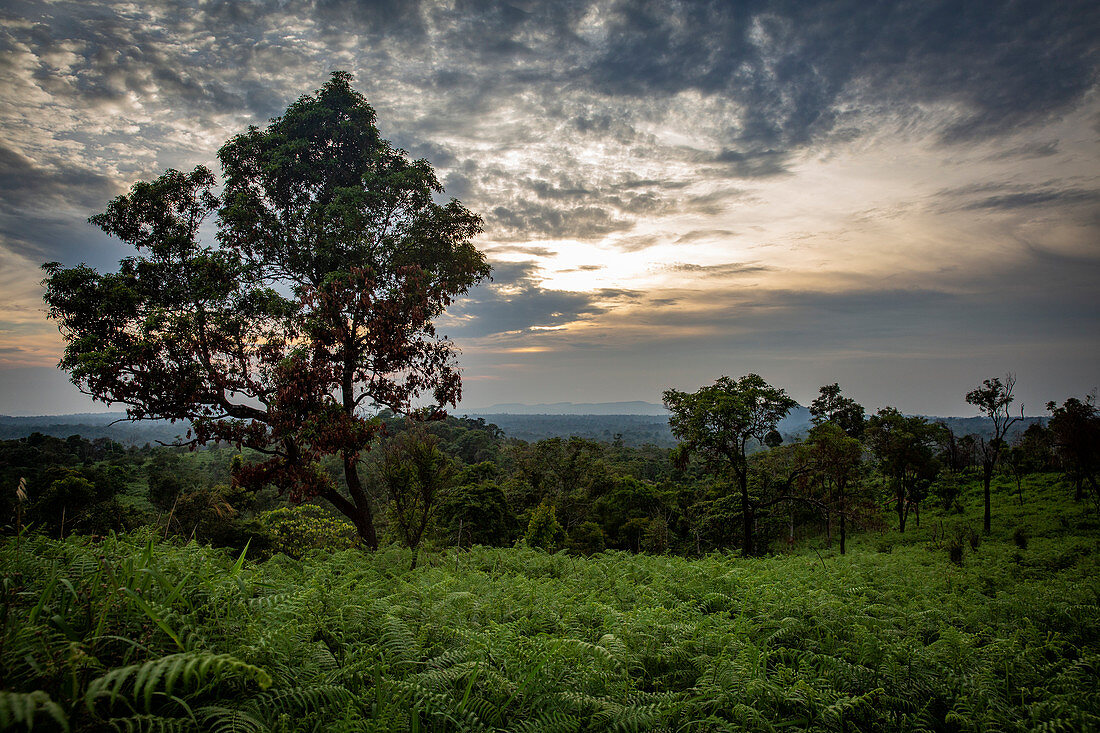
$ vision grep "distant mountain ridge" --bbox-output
[461,401,669,415]
[0,408,1044,447]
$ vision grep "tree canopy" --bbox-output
[663,373,797,555]
[809,383,865,439]
[1047,395,1100,507]
[42,72,489,547]
[865,407,943,533]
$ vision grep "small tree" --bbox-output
[1047,395,1100,507]
[525,501,565,551]
[966,374,1022,534]
[809,383,866,439]
[805,422,864,554]
[42,73,489,548]
[1002,424,1051,506]
[378,428,454,569]
[663,374,797,556]
[865,408,942,532]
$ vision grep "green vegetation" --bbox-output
[10,72,1100,731]
[1,473,1097,732]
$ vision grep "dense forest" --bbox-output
[1,383,1096,561]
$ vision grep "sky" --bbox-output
[0,0,1097,417]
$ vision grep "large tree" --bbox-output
[663,374,797,556]
[966,374,1022,534]
[42,72,489,548]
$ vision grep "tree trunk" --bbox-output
[983,462,992,535]
[839,512,846,555]
[739,469,754,557]
[342,453,379,549]
[825,510,832,548]
[337,362,378,549]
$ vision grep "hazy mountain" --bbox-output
[0,408,1043,449]
[461,401,670,415]
[0,413,188,444]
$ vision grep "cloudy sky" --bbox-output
[0,0,1097,417]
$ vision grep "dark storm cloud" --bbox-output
[584,0,1100,147]
[0,144,122,262]
[0,143,115,211]
[624,279,1095,354]
[712,149,791,178]
[314,0,429,39]
[488,201,631,240]
[983,141,1061,162]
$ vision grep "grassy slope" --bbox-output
[1,474,1097,732]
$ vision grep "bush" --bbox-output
[259,504,359,558]
[566,521,607,556]
[1013,526,1029,550]
[524,501,565,552]
[948,539,964,566]
[931,470,963,511]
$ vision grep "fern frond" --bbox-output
[0,690,70,732]
[86,652,272,715]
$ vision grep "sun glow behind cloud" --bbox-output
[0,0,1097,415]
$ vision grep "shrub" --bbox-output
[566,521,607,556]
[1013,526,1029,550]
[948,539,964,565]
[524,501,565,551]
[259,504,359,558]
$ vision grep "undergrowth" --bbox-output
[1,476,1098,731]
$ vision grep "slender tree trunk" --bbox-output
[983,461,993,535]
[896,490,906,533]
[337,360,378,549]
[739,468,754,557]
[825,510,832,548]
[839,512,846,555]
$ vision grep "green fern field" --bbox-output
[2,493,1098,731]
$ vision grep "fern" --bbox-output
[0,690,70,732]
[85,652,272,715]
